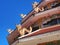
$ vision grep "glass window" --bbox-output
[43,18,59,27]
[57,18,60,24]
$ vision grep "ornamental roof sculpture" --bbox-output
[20,14,26,18]
[32,1,39,8]
[16,24,32,36]
[7,29,14,34]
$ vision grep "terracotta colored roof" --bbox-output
[21,6,60,28]
[21,0,57,24]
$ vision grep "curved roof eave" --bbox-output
[22,0,57,24]
[22,6,60,28]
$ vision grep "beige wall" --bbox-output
[12,30,60,45]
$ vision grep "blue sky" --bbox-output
[0,0,41,45]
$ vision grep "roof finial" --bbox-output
[7,29,13,34]
[20,14,26,18]
[32,1,39,8]
[16,24,22,31]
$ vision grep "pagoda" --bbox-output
[7,0,60,45]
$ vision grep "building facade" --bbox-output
[7,0,60,45]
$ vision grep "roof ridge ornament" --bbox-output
[16,24,32,36]
[32,1,39,8]
[20,14,26,18]
[7,29,14,34]
[16,24,22,30]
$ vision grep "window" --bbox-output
[43,18,60,27]
[32,26,39,32]
[52,3,60,8]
